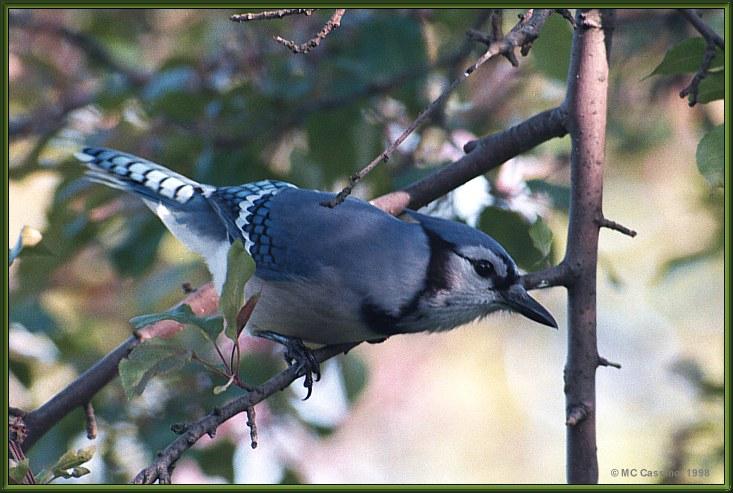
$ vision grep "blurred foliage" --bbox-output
[479,207,555,270]
[663,360,724,484]
[696,124,724,188]
[8,8,725,484]
[529,14,573,82]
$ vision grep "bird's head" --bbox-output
[406,211,558,330]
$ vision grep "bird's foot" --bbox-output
[255,331,321,400]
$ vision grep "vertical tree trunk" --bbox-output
[563,9,615,484]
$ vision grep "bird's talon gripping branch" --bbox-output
[257,331,321,399]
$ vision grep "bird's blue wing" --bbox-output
[242,188,429,308]
[207,180,297,259]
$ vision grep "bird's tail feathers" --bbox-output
[74,147,211,207]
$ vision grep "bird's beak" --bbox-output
[501,284,558,329]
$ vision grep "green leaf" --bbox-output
[41,445,95,482]
[529,217,553,260]
[9,458,30,483]
[647,38,724,78]
[118,341,191,399]
[130,304,223,342]
[696,124,724,188]
[530,14,573,82]
[220,240,255,340]
[695,71,724,104]
[53,446,93,472]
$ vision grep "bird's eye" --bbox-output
[473,260,494,278]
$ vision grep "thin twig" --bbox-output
[597,356,622,369]
[678,9,724,49]
[679,43,719,106]
[597,216,637,237]
[83,402,97,440]
[191,352,231,381]
[274,9,346,54]
[323,9,555,208]
[245,406,258,449]
[467,9,518,66]
[230,9,316,23]
[677,9,724,106]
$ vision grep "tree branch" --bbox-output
[132,342,358,484]
[562,8,615,484]
[522,262,573,290]
[273,9,346,54]
[230,9,316,23]
[19,283,219,451]
[371,105,568,215]
[323,8,556,208]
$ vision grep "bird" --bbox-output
[75,146,557,396]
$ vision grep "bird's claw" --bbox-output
[256,331,320,400]
[284,339,321,400]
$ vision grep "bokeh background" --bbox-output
[8,9,725,484]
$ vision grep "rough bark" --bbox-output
[562,8,615,484]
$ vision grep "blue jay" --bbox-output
[75,147,556,395]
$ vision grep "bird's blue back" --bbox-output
[209,187,431,310]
